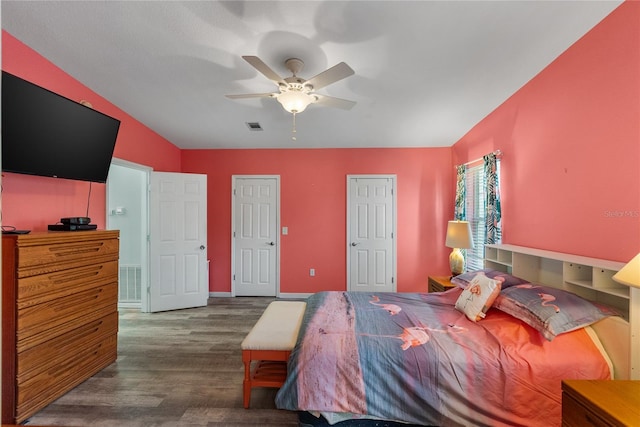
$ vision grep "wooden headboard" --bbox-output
[485,244,638,380]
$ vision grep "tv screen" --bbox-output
[2,71,121,183]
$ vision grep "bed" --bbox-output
[274,270,630,427]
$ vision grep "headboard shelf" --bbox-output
[485,244,628,318]
[485,244,639,380]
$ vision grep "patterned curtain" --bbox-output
[483,153,501,244]
[454,165,466,220]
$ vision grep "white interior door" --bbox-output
[232,176,279,296]
[347,175,396,292]
[149,172,208,312]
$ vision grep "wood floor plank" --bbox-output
[23,297,300,426]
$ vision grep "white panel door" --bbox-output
[233,176,279,296]
[149,172,208,312]
[347,175,396,292]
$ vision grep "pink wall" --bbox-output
[3,1,636,296]
[452,1,639,263]
[1,31,181,231]
[182,148,454,294]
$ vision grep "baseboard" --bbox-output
[209,292,232,297]
[118,302,142,309]
[208,292,312,299]
[278,292,313,299]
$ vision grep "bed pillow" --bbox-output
[451,268,529,290]
[494,284,620,341]
[455,274,502,322]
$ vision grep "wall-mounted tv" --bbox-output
[2,71,121,183]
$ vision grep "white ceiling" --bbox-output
[1,1,622,149]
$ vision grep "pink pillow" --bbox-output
[494,284,620,340]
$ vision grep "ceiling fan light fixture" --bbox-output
[277,90,314,114]
[226,56,356,140]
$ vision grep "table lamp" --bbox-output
[445,220,474,277]
[613,253,640,289]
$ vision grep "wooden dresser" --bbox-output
[1,230,119,424]
[562,380,640,426]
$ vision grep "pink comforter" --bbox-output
[275,289,611,426]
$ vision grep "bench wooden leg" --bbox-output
[242,349,291,409]
[242,351,252,409]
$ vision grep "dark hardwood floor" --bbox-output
[24,297,300,426]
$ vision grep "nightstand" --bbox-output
[562,380,640,426]
[428,275,456,293]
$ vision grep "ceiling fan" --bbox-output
[226,56,356,116]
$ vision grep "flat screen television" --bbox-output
[2,71,121,183]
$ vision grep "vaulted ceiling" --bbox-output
[1,1,622,149]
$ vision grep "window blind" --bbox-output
[464,161,501,271]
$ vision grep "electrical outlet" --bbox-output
[310,268,315,277]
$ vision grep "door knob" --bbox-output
[268,242,275,246]
[351,242,359,246]
[200,245,205,250]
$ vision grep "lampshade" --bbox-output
[613,253,640,288]
[276,91,314,113]
[445,220,474,249]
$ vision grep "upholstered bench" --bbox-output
[240,300,306,409]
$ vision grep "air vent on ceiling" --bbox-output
[246,122,263,131]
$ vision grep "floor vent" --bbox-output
[119,265,142,303]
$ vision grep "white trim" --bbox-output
[209,292,233,298]
[208,292,310,300]
[278,292,313,299]
[118,302,142,309]
[110,157,153,172]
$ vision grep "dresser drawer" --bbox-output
[15,334,117,423]
[562,391,615,427]
[17,260,118,304]
[16,235,119,276]
[17,311,118,383]
[16,282,117,347]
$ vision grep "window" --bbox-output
[463,160,501,271]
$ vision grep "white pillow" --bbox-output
[455,274,501,322]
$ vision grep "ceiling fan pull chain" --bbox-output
[292,112,297,141]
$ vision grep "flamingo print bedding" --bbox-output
[274,289,612,427]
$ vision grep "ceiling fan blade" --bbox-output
[314,94,356,110]
[306,62,355,91]
[225,93,275,99]
[242,56,284,84]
